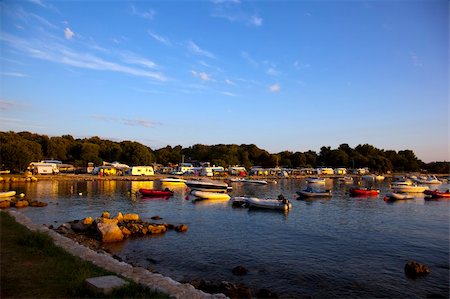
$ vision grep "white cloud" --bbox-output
[92,115,161,128]
[121,52,157,69]
[64,27,74,40]
[0,72,28,77]
[268,83,280,92]
[250,15,263,27]
[187,41,215,59]
[225,79,235,85]
[191,70,212,81]
[220,91,237,97]
[148,31,171,46]
[131,5,155,20]
[410,52,423,67]
[266,67,280,76]
[241,51,258,67]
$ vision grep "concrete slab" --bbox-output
[85,275,129,295]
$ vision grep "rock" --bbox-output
[148,224,167,234]
[71,220,91,232]
[175,224,188,232]
[29,201,48,207]
[232,266,248,276]
[0,200,11,209]
[256,288,278,298]
[120,227,131,237]
[97,222,124,242]
[14,200,29,208]
[101,211,110,218]
[116,212,123,223]
[97,217,118,225]
[83,217,94,225]
[405,260,431,278]
[123,213,139,222]
[151,216,162,220]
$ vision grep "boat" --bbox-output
[384,192,414,201]
[391,185,429,193]
[186,179,229,193]
[228,177,244,183]
[245,195,292,211]
[349,187,380,196]
[424,189,450,199]
[306,177,326,184]
[159,177,186,184]
[413,175,442,185]
[296,187,332,197]
[391,179,413,186]
[0,191,16,198]
[190,190,230,200]
[375,175,385,181]
[138,188,174,197]
[338,176,353,184]
[230,196,247,207]
[241,179,268,185]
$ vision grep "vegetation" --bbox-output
[0,211,167,298]
[0,131,448,173]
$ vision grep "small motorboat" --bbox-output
[349,187,380,196]
[338,176,353,184]
[245,195,292,211]
[391,185,429,193]
[413,175,442,185]
[186,179,229,193]
[190,190,230,200]
[384,192,414,201]
[296,187,332,198]
[424,189,450,199]
[0,191,16,198]
[160,177,186,184]
[306,177,326,184]
[138,188,174,197]
[230,196,248,207]
[241,179,268,185]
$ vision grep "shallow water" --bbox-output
[5,178,450,298]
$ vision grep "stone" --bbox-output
[97,217,118,225]
[123,213,139,222]
[151,216,162,220]
[405,260,431,278]
[85,275,129,295]
[120,227,131,237]
[83,217,94,225]
[148,225,167,234]
[0,200,11,209]
[71,220,90,232]
[232,266,248,276]
[101,211,110,219]
[97,222,124,242]
[175,224,188,232]
[116,212,123,223]
[29,201,48,207]
[14,200,29,208]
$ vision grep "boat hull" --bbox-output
[297,190,332,197]
[191,190,230,200]
[0,191,16,198]
[138,188,173,197]
[349,188,380,196]
[391,185,429,193]
[245,197,292,211]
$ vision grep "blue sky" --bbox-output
[1,0,448,162]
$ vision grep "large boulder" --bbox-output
[14,200,29,208]
[97,222,124,242]
[148,224,167,234]
[123,213,139,222]
[405,260,430,278]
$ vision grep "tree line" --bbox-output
[0,131,448,174]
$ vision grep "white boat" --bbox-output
[375,175,385,181]
[190,190,230,200]
[413,175,442,185]
[391,179,413,186]
[230,196,248,207]
[391,185,429,193]
[306,177,326,184]
[241,179,268,185]
[0,191,16,198]
[186,179,229,193]
[338,176,353,184]
[160,177,186,184]
[384,192,414,201]
[296,187,332,197]
[245,196,292,211]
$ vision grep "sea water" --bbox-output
[6,178,449,298]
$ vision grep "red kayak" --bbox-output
[349,187,380,196]
[424,190,450,199]
[139,188,173,197]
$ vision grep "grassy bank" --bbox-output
[0,211,168,298]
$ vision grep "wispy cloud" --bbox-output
[266,67,280,76]
[64,27,74,40]
[0,32,168,81]
[410,52,423,67]
[0,99,23,110]
[268,83,280,92]
[0,72,28,77]
[225,79,235,86]
[148,30,171,46]
[121,52,157,69]
[191,70,213,81]
[131,5,155,20]
[250,15,263,27]
[241,51,258,67]
[219,91,237,97]
[187,41,215,59]
[211,1,263,27]
[91,115,161,128]
[293,60,311,70]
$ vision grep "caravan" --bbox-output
[126,166,154,176]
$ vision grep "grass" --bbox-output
[0,211,168,298]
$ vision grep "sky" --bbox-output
[0,0,448,163]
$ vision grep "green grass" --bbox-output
[0,211,168,298]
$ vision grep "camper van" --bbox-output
[28,162,59,175]
[127,166,154,176]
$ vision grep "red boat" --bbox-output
[349,187,380,196]
[424,189,450,199]
[138,188,173,197]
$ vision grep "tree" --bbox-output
[0,132,42,172]
[120,141,154,165]
[80,142,101,166]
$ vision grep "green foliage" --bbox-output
[0,131,446,173]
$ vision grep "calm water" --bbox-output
[4,178,449,298]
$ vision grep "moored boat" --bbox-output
[391,185,429,193]
[159,177,186,184]
[245,195,292,211]
[296,187,332,197]
[306,177,326,184]
[138,188,173,197]
[424,189,450,199]
[384,192,414,201]
[349,187,380,196]
[0,191,16,198]
[413,175,442,185]
[338,176,353,184]
[191,190,230,200]
[186,179,229,193]
[241,179,268,185]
